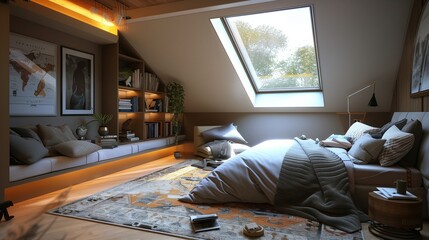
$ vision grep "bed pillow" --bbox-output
[398,119,423,167]
[37,124,77,148]
[53,140,101,158]
[345,122,379,143]
[200,123,248,144]
[9,132,49,164]
[320,134,352,149]
[368,119,407,139]
[378,125,414,167]
[348,134,386,164]
[196,141,250,158]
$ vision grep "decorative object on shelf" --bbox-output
[61,47,94,115]
[122,118,133,132]
[412,1,429,97]
[92,113,113,136]
[9,33,57,116]
[166,81,185,152]
[75,125,88,140]
[347,81,378,127]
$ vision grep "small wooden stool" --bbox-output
[368,192,422,239]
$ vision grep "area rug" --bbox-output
[49,160,363,240]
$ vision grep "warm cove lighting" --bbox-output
[32,0,118,36]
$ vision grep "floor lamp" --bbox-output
[347,81,378,127]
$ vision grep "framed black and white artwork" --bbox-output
[412,1,429,97]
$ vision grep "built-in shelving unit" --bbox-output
[102,33,172,143]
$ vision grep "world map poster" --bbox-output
[9,33,57,116]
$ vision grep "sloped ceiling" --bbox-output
[122,0,413,113]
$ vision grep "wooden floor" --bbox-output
[0,156,427,240]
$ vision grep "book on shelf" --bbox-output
[99,141,118,149]
[100,135,117,139]
[144,72,160,91]
[131,96,138,112]
[145,122,161,138]
[375,187,418,200]
[121,136,140,142]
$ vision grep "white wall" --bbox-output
[124,0,412,113]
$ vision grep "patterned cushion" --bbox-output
[345,122,379,143]
[378,125,414,167]
[348,134,386,164]
[54,140,101,157]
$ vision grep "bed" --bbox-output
[183,112,428,233]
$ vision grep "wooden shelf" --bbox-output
[102,33,171,142]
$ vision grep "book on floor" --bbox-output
[190,214,220,233]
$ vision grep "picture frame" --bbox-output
[9,33,57,116]
[61,47,94,115]
[411,1,429,97]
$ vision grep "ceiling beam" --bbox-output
[127,0,277,22]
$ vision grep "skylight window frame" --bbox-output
[221,5,323,94]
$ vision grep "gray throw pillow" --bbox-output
[398,120,422,167]
[11,127,42,142]
[53,140,101,158]
[348,134,386,164]
[368,119,407,139]
[9,133,48,165]
[201,123,248,144]
[37,124,77,148]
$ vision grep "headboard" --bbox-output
[392,112,429,214]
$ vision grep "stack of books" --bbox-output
[99,135,118,148]
[119,97,138,112]
[374,187,418,200]
[119,131,140,142]
[119,98,132,112]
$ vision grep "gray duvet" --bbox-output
[179,138,365,233]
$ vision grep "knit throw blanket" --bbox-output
[274,138,366,233]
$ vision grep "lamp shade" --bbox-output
[368,93,378,107]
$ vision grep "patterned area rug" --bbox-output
[49,160,363,239]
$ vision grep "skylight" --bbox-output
[211,5,324,108]
[224,6,321,93]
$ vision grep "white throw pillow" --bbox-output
[378,125,414,166]
[345,122,379,143]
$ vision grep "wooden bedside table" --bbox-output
[368,191,422,239]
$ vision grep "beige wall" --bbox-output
[0,3,10,202]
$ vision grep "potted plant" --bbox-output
[92,113,113,136]
[166,81,185,158]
